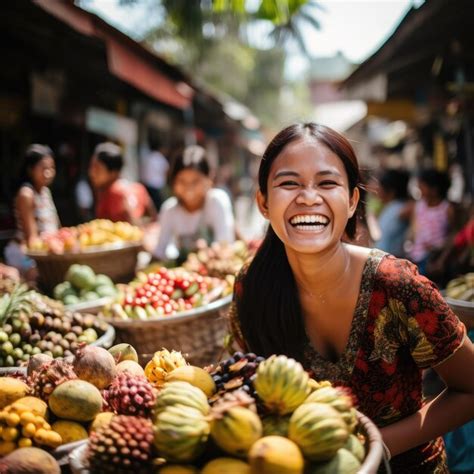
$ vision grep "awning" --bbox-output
[34,0,193,110]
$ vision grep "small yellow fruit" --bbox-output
[22,423,37,437]
[2,427,18,442]
[52,420,88,444]
[6,413,20,427]
[201,457,251,474]
[0,441,16,456]
[18,437,33,448]
[42,431,62,448]
[20,411,37,425]
[0,377,29,409]
[166,366,216,397]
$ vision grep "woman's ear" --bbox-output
[256,190,269,219]
[349,187,360,218]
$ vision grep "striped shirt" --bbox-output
[410,199,450,262]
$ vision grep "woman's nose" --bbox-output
[295,186,323,206]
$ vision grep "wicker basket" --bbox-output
[444,294,474,330]
[101,294,233,367]
[27,242,142,292]
[66,297,113,315]
[0,323,115,375]
[68,410,385,473]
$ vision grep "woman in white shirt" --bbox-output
[154,145,235,263]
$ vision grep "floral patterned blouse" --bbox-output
[228,248,466,473]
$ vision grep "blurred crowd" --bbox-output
[1,139,473,290]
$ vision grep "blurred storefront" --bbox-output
[0,0,260,237]
[342,0,474,197]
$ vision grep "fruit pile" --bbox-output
[0,285,108,367]
[28,219,143,254]
[54,264,117,306]
[0,345,368,472]
[445,273,474,302]
[62,347,366,473]
[182,240,254,286]
[0,343,153,471]
[103,267,224,320]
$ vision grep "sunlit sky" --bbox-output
[82,0,420,76]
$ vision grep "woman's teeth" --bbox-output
[290,215,329,228]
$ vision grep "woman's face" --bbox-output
[88,155,114,189]
[257,138,359,255]
[173,169,211,211]
[29,156,55,188]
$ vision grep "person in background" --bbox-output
[154,145,235,263]
[4,144,60,279]
[375,168,411,257]
[141,135,169,211]
[88,142,157,225]
[406,168,455,277]
[228,123,474,473]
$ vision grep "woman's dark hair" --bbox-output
[379,169,410,200]
[237,123,361,360]
[168,145,210,184]
[94,142,124,172]
[418,168,450,199]
[20,144,54,185]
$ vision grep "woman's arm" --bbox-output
[16,187,39,245]
[381,337,474,457]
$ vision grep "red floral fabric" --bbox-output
[228,249,466,473]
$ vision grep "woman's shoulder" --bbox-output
[207,188,232,205]
[373,251,431,294]
[16,184,35,201]
[159,196,179,214]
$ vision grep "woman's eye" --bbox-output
[278,180,299,187]
[320,180,338,187]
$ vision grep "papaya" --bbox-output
[49,380,102,422]
[66,264,96,290]
[0,377,29,409]
[52,420,88,444]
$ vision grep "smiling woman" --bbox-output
[228,123,474,473]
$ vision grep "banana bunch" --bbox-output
[144,349,188,388]
[446,273,474,302]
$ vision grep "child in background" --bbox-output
[154,145,235,264]
[407,168,455,276]
[4,144,60,279]
[88,142,157,225]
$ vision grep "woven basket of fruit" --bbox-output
[99,267,233,367]
[104,294,232,367]
[27,243,142,292]
[0,286,115,371]
[65,351,384,474]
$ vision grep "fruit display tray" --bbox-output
[0,323,115,374]
[65,297,114,315]
[27,243,142,292]
[68,410,386,473]
[443,293,474,329]
[101,294,233,367]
